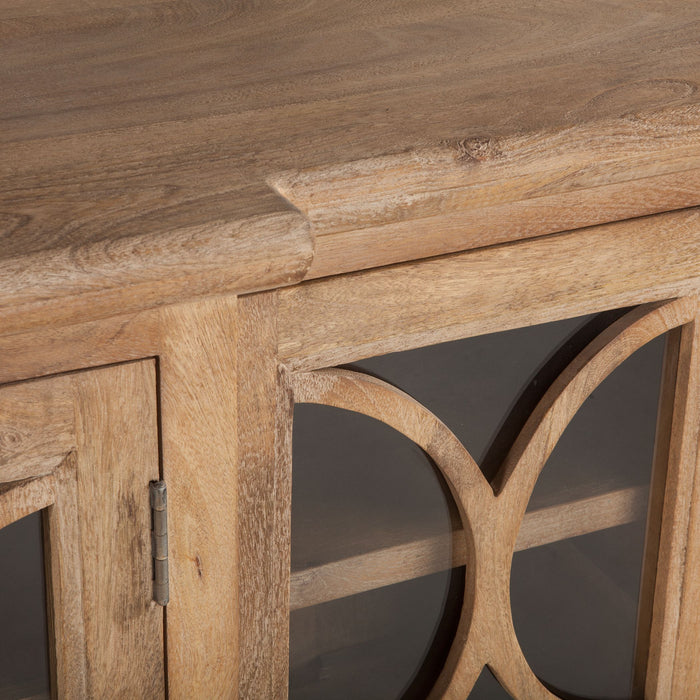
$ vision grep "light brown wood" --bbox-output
[290,485,648,611]
[0,208,312,338]
[0,309,162,385]
[670,363,700,694]
[275,112,700,279]
[236,292,294,699]
[0,361,165,698]
[0,472,56,531]
[70,360,164,698]
[1,5,699,689]
[290,298,695,699]
[0,377,74,483]
[514,484,648,552]
[633,327,683,695]
[42,454,89,700]
[644,318,700,698]
[279,208,700,370]
[0,376,87,698]
[158,298,239,699]
[494,301,696,699]
[1,1,700,327]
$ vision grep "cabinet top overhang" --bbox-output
[1,0,699,329]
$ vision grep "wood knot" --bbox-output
[0,428,24,456]
[453,136,502,163]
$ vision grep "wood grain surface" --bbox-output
[0,471,57,531]
[236,293,294,699]
[1,0,699,326]
[0,364,165,698]
[643,318,700,697]
[158,298,240,699]
[0,377,74,483]
[279,208,700,370]
[633,328,683,695]
[71,361,164,699]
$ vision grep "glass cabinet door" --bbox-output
[0,362,165,699]
[289,303,685,699]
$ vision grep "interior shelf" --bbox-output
[291,479,649,610]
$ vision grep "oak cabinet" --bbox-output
[3,269,700,699]
[2,0,700,698]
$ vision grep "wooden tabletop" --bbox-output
[2,0,699,331]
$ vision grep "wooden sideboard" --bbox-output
[1,1,700,698]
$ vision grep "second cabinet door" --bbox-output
[0,361,165,699]
[289,303,686,699]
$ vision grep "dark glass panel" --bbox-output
[0,511,51,700]
[291,406,462,697]
[292,404,457,573]
[355,314,599,480]
[290,568,464,700]
[511,335,666,698]
[468,667,512,699]
[292,308,667,698]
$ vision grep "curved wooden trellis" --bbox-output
[290,297,697,699]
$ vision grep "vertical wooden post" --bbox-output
[159,298,239,698]
[237,291,293,698]
[644,316,700,698]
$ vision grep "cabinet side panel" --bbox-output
[72,361,164,698]
[159,298,239,698]
[237,291,293,699]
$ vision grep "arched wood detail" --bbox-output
[290,297,697,699]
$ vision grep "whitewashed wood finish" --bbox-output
[291,298,696,698]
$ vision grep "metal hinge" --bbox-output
[150,481,169,606]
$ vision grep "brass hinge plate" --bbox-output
[150,480,169,606]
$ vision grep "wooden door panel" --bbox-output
[0,361,165,699]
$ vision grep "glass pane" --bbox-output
[0,511,51,700]
[290,568,464,699]
[511,334,666,698]
[468,667,512,699]
[354,312,607,480]
[291,405,462,697]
